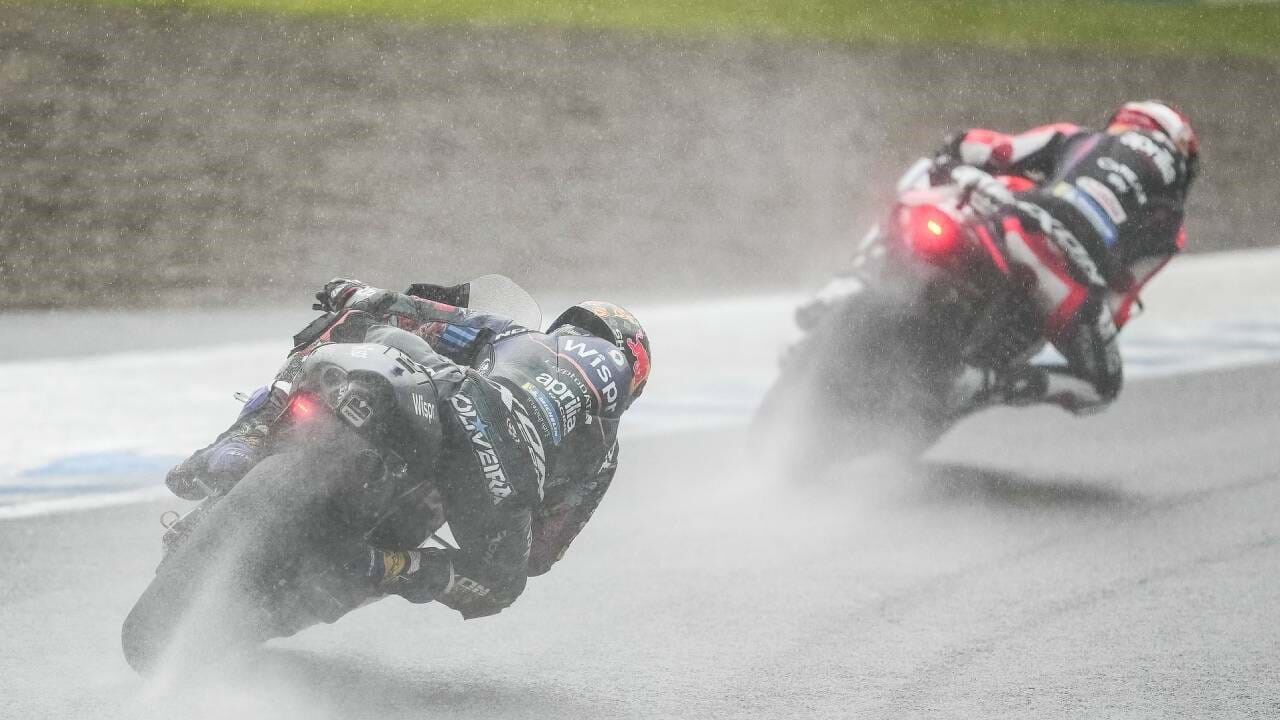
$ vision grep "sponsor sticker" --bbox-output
[1076,176,1127,225]
[1097,157,1147,205]
[523,381,563,445]
[498,384,547,490]
[1051,182,1118,248]
[536,372,584,435]
[562,338,622,413]
[626,333,651,393]
[1014,199,1106,286]
[450,393,513,504]
[410,393,436,422]
[1119,132,1178,185]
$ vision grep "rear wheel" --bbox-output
[753,291,960,475]
[121,449,368,675]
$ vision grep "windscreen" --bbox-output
[466,274,542,331]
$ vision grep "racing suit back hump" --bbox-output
[1024,128,1188,289]
[478,326,635,574]
[331,281,639,578]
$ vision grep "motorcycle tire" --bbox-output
[121,447,370,675]
[753,291,958,475]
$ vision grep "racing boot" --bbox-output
[347,546,454,604]
[945,363,1049,418]
[165,386,281,500]
[289,545,454,629]
[944,364,999,418]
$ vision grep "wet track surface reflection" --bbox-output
[3,362,1280,717]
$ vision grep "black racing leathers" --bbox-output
[307,281,636,616]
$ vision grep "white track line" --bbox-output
[7,248,1280,519]
[0,486,172,520]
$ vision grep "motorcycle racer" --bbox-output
[809,100,1198,416]
[165,278,651,620]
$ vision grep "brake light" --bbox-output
[289,396,317,420]
[903,204,962,258]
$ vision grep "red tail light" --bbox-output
[902,204,962,258]
[289,396,317,420]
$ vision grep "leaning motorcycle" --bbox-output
[121,276,539,675]
[754,161,1045,471]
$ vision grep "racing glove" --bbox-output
[949,166,1015,206]
[314,277,365,312]
[928,133,964,185]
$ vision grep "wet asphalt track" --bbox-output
[2,359,1279,718]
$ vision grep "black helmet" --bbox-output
[548,301,652,402]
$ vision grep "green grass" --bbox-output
[90,0,1280,58]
